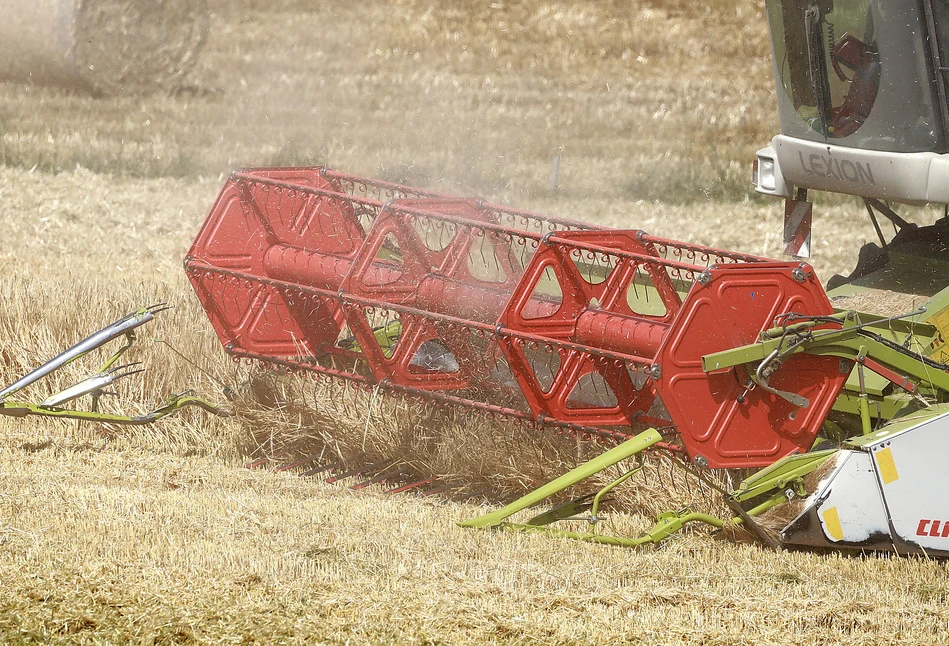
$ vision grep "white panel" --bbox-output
[867,411,949,551]
[773,136,947,205]
[815,452,890,543]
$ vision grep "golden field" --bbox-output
[1,1,948,644]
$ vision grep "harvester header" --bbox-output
[187,166,949,556]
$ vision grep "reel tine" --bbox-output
[299,459,345,478]
[274,454,322,473]
[385,478,435,495]
[245,457,273,470]
[245,451,291,470]
[146,302,173,315]
[106,361,145,379]
[351,467,409,490]
[325,460,389,484]
[421,483,458,497]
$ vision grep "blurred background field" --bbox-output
[1,1,947,644]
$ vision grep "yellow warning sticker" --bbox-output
[875,447,899,485]
[927,308,949,363]
[929,333,948,364]
[823,507,844,541]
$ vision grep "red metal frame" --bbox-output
[652,262,848,467]
[187,167,847,468]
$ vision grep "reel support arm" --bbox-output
[703,313,949,401]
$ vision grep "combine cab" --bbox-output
[755,0,949,294]
[186,0,949,556]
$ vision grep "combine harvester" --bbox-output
[187,0,949,556]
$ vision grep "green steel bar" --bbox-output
[459,428,662,529]
[702,325,858,372]
[832,392,907,420]
[855,354,873,435]
[98,332,135,372]
[743,491,793,518]
[729,449,837,503]
[712,492,790,534]
[462,429,816,548]
[589,463,644,519]
[502,510,727,547]
[806,337,949,394]
[703,325,949,395]
[757,312,851,340]
[641,511,725,541]
[0,393,230,425]
[832,309,935,337]
[502,522,657,547]
[858,394,873,435]
[703,341,771,372]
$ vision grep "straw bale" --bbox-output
[73,0,209,95]
[0,0,208,95]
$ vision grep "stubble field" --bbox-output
[1,1,948,644]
